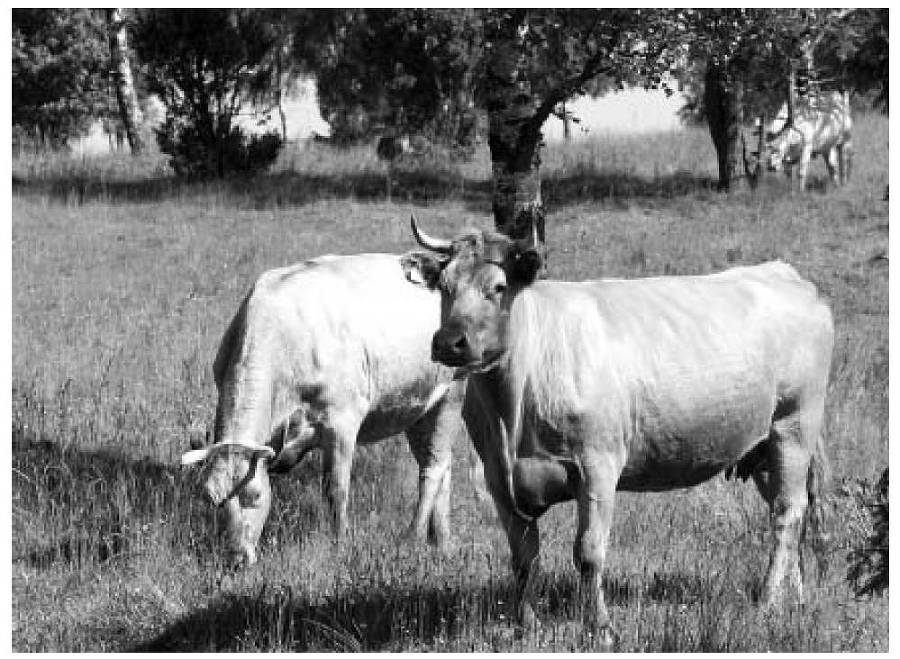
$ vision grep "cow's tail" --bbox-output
[805,431,832,577]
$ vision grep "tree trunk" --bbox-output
[454,71,477,160]
[278,84,288,142]
[107,9,144,155]
[483,10,546,249]
[704,58,746,191]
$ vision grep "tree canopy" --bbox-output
[12,9,112,147]
[132,9,286,177]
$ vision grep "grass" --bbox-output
[11,114,889,651]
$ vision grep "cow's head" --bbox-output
[766,126,802,171]
[401,215,542,372]
[181,434,275,566]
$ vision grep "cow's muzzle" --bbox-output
[431,325,475,367]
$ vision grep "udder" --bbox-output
[513,457,579,517]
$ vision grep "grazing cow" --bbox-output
[376,134,432,162]
[402,217,833,643]
[766,91,852,189]
[181,253,468,565]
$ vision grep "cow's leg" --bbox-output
[759,410,820,605]
[824,147,839,185]
[840,139,853,183]
[471,437,541,627]
[573,454,619,645]
[797,147,814,191]
[404,397,457,548]
[319,409,364,538]
[499,506,541,629]
[461,386,541,628]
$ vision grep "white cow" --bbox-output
[181,253,468,564]
[766,91,852,189]
[403,218,833,644]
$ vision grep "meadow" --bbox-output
[11,115,888,651]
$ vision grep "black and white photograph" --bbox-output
[10,8,888,651]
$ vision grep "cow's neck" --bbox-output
[471,366,517,429]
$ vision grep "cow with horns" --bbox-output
[402,216,833,643]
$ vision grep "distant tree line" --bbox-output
[13,9,888,220]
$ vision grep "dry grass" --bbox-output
[12,114,888,651]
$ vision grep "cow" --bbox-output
[402,217,833,644]
[766,91,852,190]
[376,134,433,162]
[181,253,469,565]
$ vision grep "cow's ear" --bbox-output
[400,251,445,288]
[513,249,542,286]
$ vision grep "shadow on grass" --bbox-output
[12,428,197,568]
[13,166,720,211]
[12,425,331,571]
[134,567,713,651]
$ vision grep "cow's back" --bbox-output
[803,91,852,150]
[503,262,832,489]
[254,254,456,440]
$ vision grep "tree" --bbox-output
[106,9,144,154]
[815,9,889,111]
[296,9,483,150]
[12,9,111,149]
[478,9,666,245]
[132,9,285,178]
[667,9,878,190]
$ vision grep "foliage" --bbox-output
[12,8,113,148]
[815,9,889,111]
[488,9,677,113]
[156,117,282,181]
[294,9,482,146]
[847,469,889,597]
[298,9,676,148]
[132,9,285,178]
[672,9,889,123]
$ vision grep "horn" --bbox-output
[269,427,319,473]
[189,432,204,451]
[410,214,451,253]
[180,441,275,467]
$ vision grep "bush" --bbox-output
[156,117,282,180]
[847,468,888,597]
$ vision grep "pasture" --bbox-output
[11,115,888,651]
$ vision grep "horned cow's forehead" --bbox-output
[449,230,513,264]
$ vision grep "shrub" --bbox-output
[847,468,888,597]
[156,118,282,180]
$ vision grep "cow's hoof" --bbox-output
[581,622,617,649]
[513,609,541,641]
[518,602,540,631]
[400,524,428,546]
[427,529,453,553]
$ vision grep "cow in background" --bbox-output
[766,91,852,189]
[182,253,471,565]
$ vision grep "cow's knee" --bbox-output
[427,467,452,548]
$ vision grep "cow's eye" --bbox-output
[493,283,507,296]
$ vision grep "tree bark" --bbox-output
[107,9,144,155]
[704,58,746,191]
[483,10,546,249]
[454,69,477,160]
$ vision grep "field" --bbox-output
[11,115,889,651]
